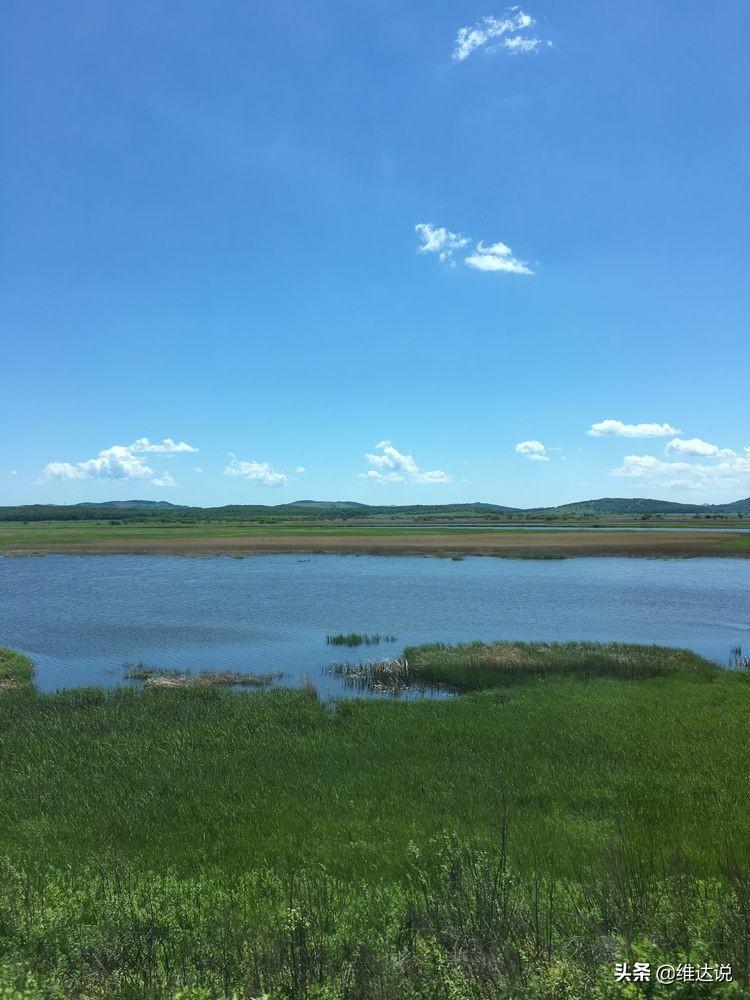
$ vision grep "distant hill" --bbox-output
[538,497,750,515]
[287,500,371,509]
[77,500,189,509]
[0,497,747,522]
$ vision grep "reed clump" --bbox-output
[328,655,411,693]
[326,632,396,646]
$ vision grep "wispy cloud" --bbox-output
[466,240,533,275]
[295,466,306,474]
[587,419,681,439]
[9,470,17,476]
[453,8,550,63]
[150,471,177,487]
[39,437,198,483]
[224,455,288,487]
[360,441,451,485]
[514,439,549,461]
[415,223,469,264]
[131,437,198,454]
[417,225,533,276]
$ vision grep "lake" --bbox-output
[1,554,748,695]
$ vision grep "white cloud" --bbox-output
[295,466,306,474]
[453,9,549,62]
[503,35,543,54]
[39,436,197,482]
[150,472,177,487]
[131,437,198,454]
[360,441,451,485]
[665,437,736,458]
[224,455,288,487]
[612,452,750,492]
[415,223,469,264]
[194,466,204,474]
[417,225,534,276]
[514,439,549,462]
[42,445,154,482]
[9,470,17,476]
[465,240,533,275]
[587,419,681,439]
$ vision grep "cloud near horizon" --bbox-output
[416,225,533,275]
[223,455,288,487]
[514,439,549,461]
[150,471,178,487]
[612,447,750,493]
[453,8,550,62]
[361,441,451,485]
[40,438,198,486]
[588,419,680,439]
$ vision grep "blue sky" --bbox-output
[1,0,748,507]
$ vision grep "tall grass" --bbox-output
[2,645,750,996]
[0,833,748,998]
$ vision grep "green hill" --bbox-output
[0,496,747,522]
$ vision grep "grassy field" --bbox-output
[1,518,748,558]
[1,643,750,997]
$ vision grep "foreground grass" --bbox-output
[1,645,750,997]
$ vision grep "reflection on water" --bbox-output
[0,554,748,696]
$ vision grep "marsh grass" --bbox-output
[0,646,33,691]
[328,655,412,693]
[0,833,748,998]
[2,645,750,996]
[730,646,750,670]
[403,640,718,692]
[325,632,396,646]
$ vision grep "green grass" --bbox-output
[1,644,750,997]
[723,534,750,554]
[403,640,717,691]
[0,647,34,689]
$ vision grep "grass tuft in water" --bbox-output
[325,632,396,646]
[328,655,411,693]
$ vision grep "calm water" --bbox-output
[1,554,748,696]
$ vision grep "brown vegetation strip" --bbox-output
[2,530,746,559]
